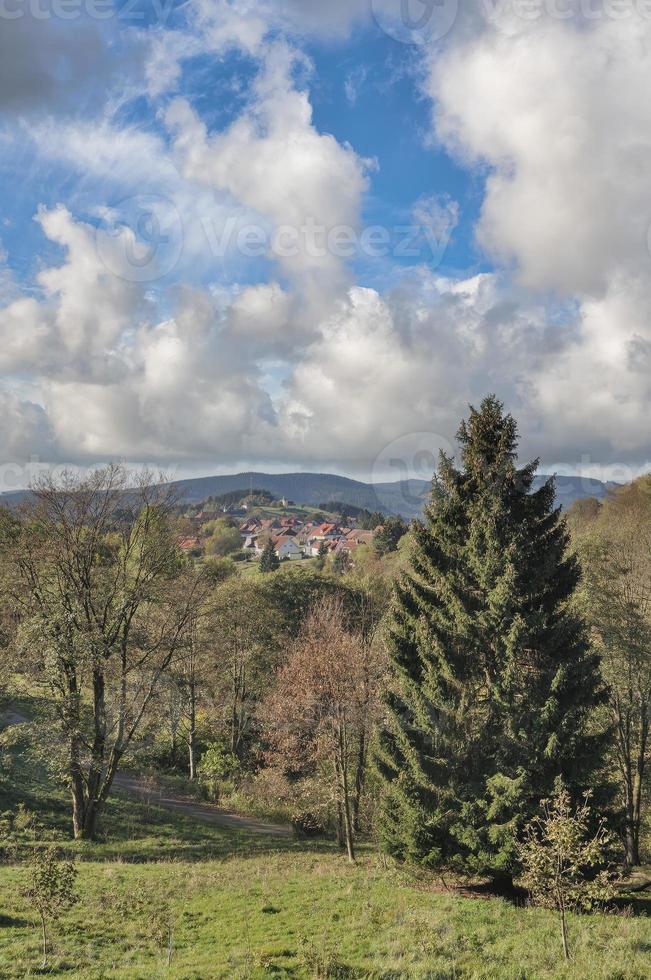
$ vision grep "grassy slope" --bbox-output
[1,708,649,978]
[1,835,650,979]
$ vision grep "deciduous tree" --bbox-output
[1,465,207,839]
[573,478,651,866]
[262,598,383,862]
[518,789,618,960]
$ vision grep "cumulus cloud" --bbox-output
[431,14,651,297]
[6,1,651,478]
[425,10,651,465]
[0,203,574,471]
[166,44,370,291]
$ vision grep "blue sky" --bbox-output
[1,17,484,292]
[0,2,650,488]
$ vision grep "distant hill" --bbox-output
[168,471,618,519]
[0,471,618,519]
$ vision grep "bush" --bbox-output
[198,742,240,802]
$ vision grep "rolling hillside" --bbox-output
[170,471,618,518]
[0,471,618,518]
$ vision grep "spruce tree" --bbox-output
[375,396,609,879]
[259,538,280,573]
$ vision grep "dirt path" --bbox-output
[1,708,292,838]
[112,773,294,837]
[0,709,30,727]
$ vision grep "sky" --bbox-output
[1,0,651,490]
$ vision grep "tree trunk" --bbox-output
[188,676,197,780]
[352,729,366,833]
[336,802,345,849]
[188,730,196,781]
[335,718,355,864]
[623,761,640,868]
[41,912,48,969]
[70,736,87,840]
[71,780,86,841]
[81,798,101,840]
[559,905,569,961]
[341,780,356,864]
[624,822,640,869]
[85,666,107,832]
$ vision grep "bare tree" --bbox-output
[262,597,382,863]
[1,465,207,839]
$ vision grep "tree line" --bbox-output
[0,397,649,884]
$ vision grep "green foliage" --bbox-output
[204,522,243,558]
[376,396,610,878]
[199,742,240,782]
[203,555,239,585]
[331,550,352,576]
[570,480,651,867]
[260,568,376,639]
[315,541,329,571]
[25,844,78,967]
[373,517,408,556]
[358,511,386,531]
[519,788,619,959]
[259,538,281,573]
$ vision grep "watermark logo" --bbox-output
[372,0,459,44]
[0,0,176,23]
[482,0,651,35]
[95,194,183,283]
[371,431,454,516]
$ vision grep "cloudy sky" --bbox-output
[1,0,651,487]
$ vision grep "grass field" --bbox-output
[1,706,650,978]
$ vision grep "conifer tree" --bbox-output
[375,396,610,879]
[259,538,280,573]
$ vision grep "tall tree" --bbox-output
[207,578,284,761]
[262,598,382,862]
[573,478,651,867]
[1,465,207,839]
[375,397,609,880]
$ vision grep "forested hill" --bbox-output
[169,471,617,518]
[0,471,617,518]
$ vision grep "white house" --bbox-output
[275,536,304,561]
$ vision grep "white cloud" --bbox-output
[7,2,651,478]
[424,11,651,465]
[166,43,370,297]
[0,206,570,470]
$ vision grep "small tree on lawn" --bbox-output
[259,539,280,573]
[518,788,618,961]
[26,845,78,969]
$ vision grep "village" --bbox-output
[176,493,382,564]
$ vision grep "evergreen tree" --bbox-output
[375,396,610,879]
[259,538,280,573]
[315,541,329,571]
[374,517,408,556]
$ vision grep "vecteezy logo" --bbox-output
[95,194,183,283]
[371,431,454,517]
[371,0,459,44]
